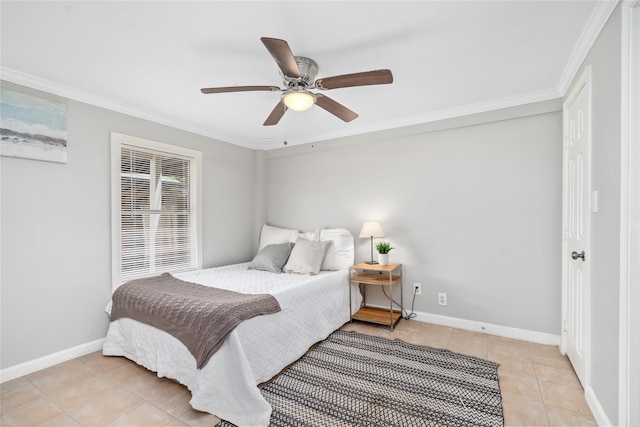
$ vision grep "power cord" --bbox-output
[381,286,417,320]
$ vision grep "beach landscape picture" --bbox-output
[1,88,67,163]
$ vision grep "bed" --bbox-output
[103,226,361,426]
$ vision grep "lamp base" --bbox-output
[364,261,379,265]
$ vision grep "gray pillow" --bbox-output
[247,242,295,273]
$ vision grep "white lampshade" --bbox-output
[359,221,385,238]
[283,90,315,111]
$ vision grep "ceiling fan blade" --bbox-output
[315,69,393,90]
[263,101,287,126]
[201,85,280,94]
[315,94,358,122]
[260,37,301,78]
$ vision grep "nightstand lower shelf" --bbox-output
[352,306,402,328]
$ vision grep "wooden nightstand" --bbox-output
[350,262,403,331]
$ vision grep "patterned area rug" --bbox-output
[220,330,503,427]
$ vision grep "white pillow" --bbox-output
[283,238,331,275]
[259,224,298,251]
[320,228,355,270]
[295,227,320,242]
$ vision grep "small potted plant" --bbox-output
[375,241,394,265]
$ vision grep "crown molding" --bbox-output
[261,87,562,150]
[0,67,256,150]
[556,0,620,96]
[1,67,560,152]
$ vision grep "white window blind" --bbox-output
[112,133,202,286]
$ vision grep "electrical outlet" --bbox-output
[413,283,421,296]
[438,292,447,306]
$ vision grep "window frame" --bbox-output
[110,132,203,290]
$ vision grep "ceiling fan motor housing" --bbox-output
[282,56,318,87]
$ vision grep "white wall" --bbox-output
[565,4,623,424]
[266,101,563,335]
[0,81,259,369]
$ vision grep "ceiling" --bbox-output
[0,1,609,150]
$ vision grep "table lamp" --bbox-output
[359,221,385,264]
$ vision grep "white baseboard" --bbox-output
[0,338,105,383]
[410,311,610,424]
[585,385,613,427]
[405,311,616,424]
[410,310,561,346]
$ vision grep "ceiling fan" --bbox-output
[200,37,393,126]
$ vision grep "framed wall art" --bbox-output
[1,87,67,163]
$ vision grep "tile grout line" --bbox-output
[100,388,147,427]
[530,342,553,427]
[129,383,193,422]
[24,376,71,426]
[29,360,122,427]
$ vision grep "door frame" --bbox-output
[619,1,640,424]
[560,65,592,388]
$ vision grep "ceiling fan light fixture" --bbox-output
[283,90,315,112]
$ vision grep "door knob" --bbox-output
[571,251,586,261]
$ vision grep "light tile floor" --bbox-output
[1,320,596,426]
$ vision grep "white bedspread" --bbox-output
[103,263,362,426]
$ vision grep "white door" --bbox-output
[562,67,591,388]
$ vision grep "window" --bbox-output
[111,133,202,288]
